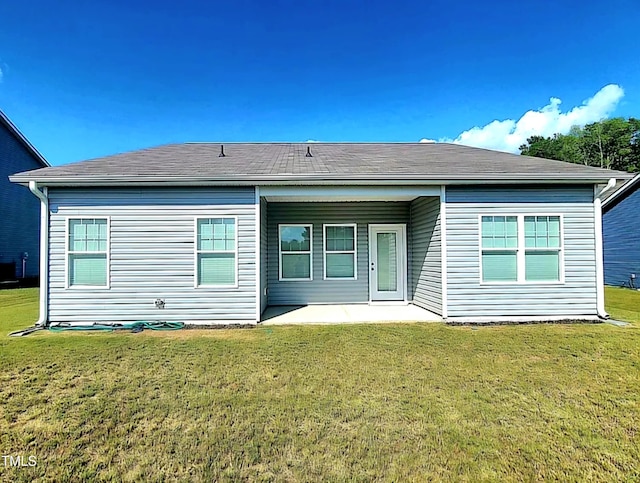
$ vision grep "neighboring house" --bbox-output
[602,173,640,288]
[9,143,631,325]
[0,110,49,283]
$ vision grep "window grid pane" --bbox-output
[69,219,107,253]
[198,218,235,251]
[481,216,517,249]
[325,226,355,252]
[524,216,560,249]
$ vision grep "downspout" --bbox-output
[594,178,616,319]
[28,181,49,327]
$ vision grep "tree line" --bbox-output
[519,118,640,172]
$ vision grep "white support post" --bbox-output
[440,185,448,319]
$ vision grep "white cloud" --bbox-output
[436,84,625,153]
[306,139,320,143]
[419,138,436,143]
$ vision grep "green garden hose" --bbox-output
[48,321,185,332]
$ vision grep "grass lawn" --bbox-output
[605,285,640,324]
[0,288,639,481]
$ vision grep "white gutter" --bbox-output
[28,181,49,327]
[594,178,616,319]
[9,174,630,187]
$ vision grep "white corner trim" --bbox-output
[440,186,448,319]
[255,187,261,322]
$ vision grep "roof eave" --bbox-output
[9,173,628,187]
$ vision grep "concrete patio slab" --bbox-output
[261,304,441,325]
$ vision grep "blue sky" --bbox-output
[1,0,639,165]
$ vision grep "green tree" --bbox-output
[519,118,640,172]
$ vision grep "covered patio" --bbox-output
[261,304,441,325]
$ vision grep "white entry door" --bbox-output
[369,224,406,301]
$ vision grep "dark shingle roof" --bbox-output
[10,142,631,185]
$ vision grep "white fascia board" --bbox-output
[261,186,440,201]
[8,175,626,187]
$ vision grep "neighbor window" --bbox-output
[480,215,562,283]
[67,218,109,287]
[324,224,357,279]
[196,218,237,286]
[279,225,312,280]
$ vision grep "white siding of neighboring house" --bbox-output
[47,187,257,325]
[445,186,597,319]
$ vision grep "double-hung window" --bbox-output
[67,218,109,287]
[323,224,357,279]
[196,217,237,287]
[480,215,563,283]
[524,216,562,281]
[279,225,312,281]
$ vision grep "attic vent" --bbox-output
[305,146,313,157]
[218,144,226,157]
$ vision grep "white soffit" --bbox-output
[260,185,440,202]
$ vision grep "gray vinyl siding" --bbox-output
[0,122,42,279]
[603,189,640,286]
[260,197,268,314]
[445,186,597,318]
[409,197,442,314]
[267,202,409,305]
[47,187,256,324]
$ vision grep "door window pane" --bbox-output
[377,232,397,291]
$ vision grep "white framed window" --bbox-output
[66,218,110,288]
[480,214,564,284]
[323,224,357,280]
[195,217,238,287]
[279,224,312,281]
